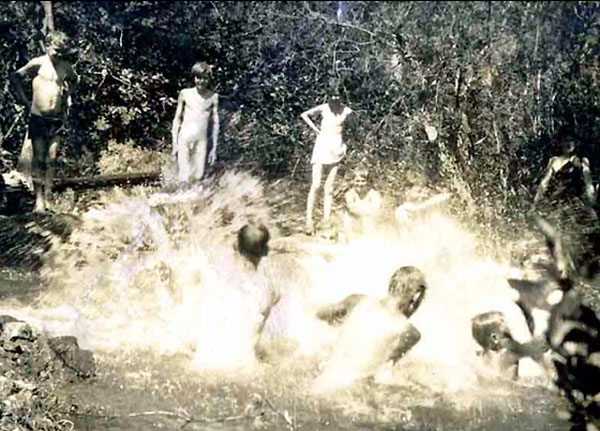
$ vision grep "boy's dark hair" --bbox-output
[388,265,427,317]
[238,223,270,259]
[191,61,213,78]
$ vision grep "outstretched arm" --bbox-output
[209,94,220,165]
[316,294,366,325]
[171,91,185,156]
[8,57,43,108]
[301,104,324,134]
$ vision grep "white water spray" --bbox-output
[3,171,545,396]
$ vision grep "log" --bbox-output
[53,171,162,192]
[1,171,163,216]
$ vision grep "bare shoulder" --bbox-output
[181,87,195,98]
[15,55,46,75]
[33,54,49,65]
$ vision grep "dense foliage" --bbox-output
[1,1,600,229]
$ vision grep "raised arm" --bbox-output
[301,104,324,134]
[8,57,43,108]
[171,91,185,155]
[209,93,220,165]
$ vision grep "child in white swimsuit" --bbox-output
[301,95,353,234]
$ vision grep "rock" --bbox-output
[0,315,20,332]
[48,335,95,379]
[1,321,34,342]
[0,171,34,216]
[0,315,89,430]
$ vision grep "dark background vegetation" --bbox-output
[1,1,600,238]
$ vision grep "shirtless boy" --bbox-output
[313,266,426,391]
[9,31,78,212]
[172,62,220,183]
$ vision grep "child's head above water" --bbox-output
[388,266,427,318]
[237,222,270,267]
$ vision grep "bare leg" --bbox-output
[191,138,208,182]
[306,163,323,234]
[177,139,191,183]
[17,131,33,189]
[31,134,46,213]
[43,135,59,210]
[323,164,339,222]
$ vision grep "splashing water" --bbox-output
[38,172,290,360]
[10,170,545,398]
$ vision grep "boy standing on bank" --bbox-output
[9,31,78,212]
[172,62,220,183]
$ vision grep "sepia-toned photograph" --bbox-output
[0,1,599,430]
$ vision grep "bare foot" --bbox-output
[33,199,46,213]
[305,223,315,236]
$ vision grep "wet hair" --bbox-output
[471,311,513,352]
[237,223,270,260]
[45,31,69,51]
[388,266,427,317]
[191,61,213,78]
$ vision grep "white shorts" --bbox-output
[311,133,346,165]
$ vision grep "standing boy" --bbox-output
[9,31,78,212]
[172,62,220,183]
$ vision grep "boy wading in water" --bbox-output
[9,31,78,212]
[301,88,353,235]
[172,62,220,184]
